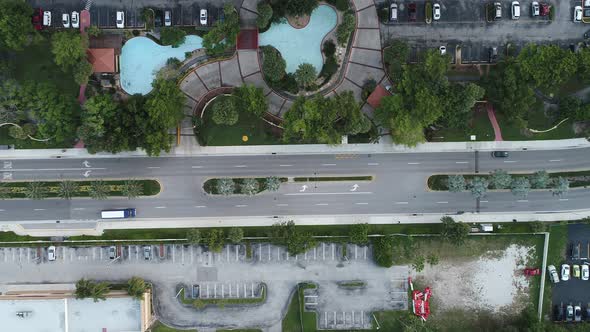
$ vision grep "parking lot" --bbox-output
[551,224,590,322]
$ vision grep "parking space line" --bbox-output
[304,250,307,260]
[322,243,325,260]
[229,284,232,297]
[332,244,335,260]
[235,245,239,262]
[221,284,224,298]
[277,247,281,261]
[355,245,358,259]
[364,247,367,259]
[259,244,262,261]
[313,247,317,260]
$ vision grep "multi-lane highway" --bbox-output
[0,147,589,223]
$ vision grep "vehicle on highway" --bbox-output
[575,305,582,322]
[164,10,172,26]
[582,264,589,280]
[116,11,124,28]
[408,3,417,21]
[62,13,70,28]
[390,3,398,21]
[511,1,520,19]
[108,246,117,259]
[494,2,502,19]
[100,208,136,219]
[32,8,43,30]
[567,304,574,322]
[433,3,441,20]
[575,6,583,23]
[143,246,151,260]
[71,11,79,28]
[43,11,51,27]
[548,265,560,283]
[574,264,581,278]
[492,151,509,158]
[531,1,539,16]
[47,246,56,261]
[439,45,446,55]
[562,264,571,281]
[200,9,208,25]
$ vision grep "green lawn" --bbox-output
[151,321,197,332]
[495,108,578,141]
[197,96,281,146]
[543,224,568,316]
[431,109,495,142]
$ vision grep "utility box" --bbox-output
[480,224,494,232]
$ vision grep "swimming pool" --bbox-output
[259,5,337,74]
[120,35,203,95]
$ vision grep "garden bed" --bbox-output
[203,177,287,195]
[0,179,160,199]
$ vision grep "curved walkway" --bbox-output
[179,0,386,121]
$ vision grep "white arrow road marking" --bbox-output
[350,184,359,192]
[83,170,92,178]
[83,160,91,168]
[299,185,308,192]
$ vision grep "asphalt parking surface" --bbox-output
[551,224,590,322]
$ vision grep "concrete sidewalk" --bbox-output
[0,138,589,159]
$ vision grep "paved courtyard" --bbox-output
[0,243,408,331]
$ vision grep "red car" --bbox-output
[32,8,43,30]
[524,268,541,276]
[408,3,417,21]
[539,3,550,16]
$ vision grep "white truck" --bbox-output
[101,208,136,219]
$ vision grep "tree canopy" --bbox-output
[256,3,273,29]
[211,97,238,125]
[261,46,287,82]
[160,27,187,47]
[51,31,89,70]
[285,0,318,16]
[517,44,577,90]
[0,0,35,50]
[294,63,317,87]
[202,4,239,56]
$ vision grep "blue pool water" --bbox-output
[120,35,203,95]
[259,5,337,74]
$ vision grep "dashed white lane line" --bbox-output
[355,202,369,205]
[276,204,289,207]
[73,208,85,211]
[436,201,448,204]
[321,164,337,166]
[367,163,379,166]
[234,165,247,168]
[195,205,206,208]
[155,206,167,209]
[503,160,517,163]
[407,162,421,165]
[480,200,489,203]
[549,159,562,162]
[279,165,292,167]
[559,198,569,201]
[315,203,329,206]
[33,208,45,211]
[517,200,529,203]
[0,209,5,212]
[147,166,161,169]
[285,192,372,196]
[235,205,248,207]
[455,161,469,164]
[191,166,203,169]
[395,201,409,205]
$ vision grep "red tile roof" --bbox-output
[87,48,115,73]
[366,85,391,109]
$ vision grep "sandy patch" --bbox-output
[417,244,535,314]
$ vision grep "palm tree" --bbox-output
[89,180,109,200]
[127,276,148,300]
[75,278,93,299]
[122,180,143,199]
[90,281,110,302]
[265,176,281,192]
[58,181,79,200]
[25,181,46,200]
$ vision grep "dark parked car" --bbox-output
[492,151,509,158]
[408,3,417,21]
[567,304,574,322]
[32,8,43,30]
[554,304,564,321]
[154,10,163,27]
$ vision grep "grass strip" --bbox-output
[543,224,568,316]
[293,176,373,182]
[203,178,287,195]
[151,321,197,332]
[338,281,365,288]
[0,179,160,199]
[180,284,266,309]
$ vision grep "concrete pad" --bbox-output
[239,9,258,26]
[180,72,209,101]
[238,50,261,77]
[352,29,382,50]
[281,99,294,116]
[335,79,362,101]
[183,98,197,112]
[267,92,286,117]
[349,48,383,69]
[361,103,375,119]
[220,57,243,87]
[351,0,375,11]
[345,62,385,87]
[243,72,271,96]
[356,7,379,29]
[196,62,221,90]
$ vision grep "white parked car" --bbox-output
[439,45,446,55]
[47,246,56,261]
[548,265,560,283]
[562,264,571,281]
[574,6,583,22]
[43,11,51,26]
[433,3,441,20]
[585,0,590,7]
[511,1,520,19]
[164,10,171,26]
[116,11,125,28]
[531,1,539,16]
[71,11,79,28]
[200,9,208,26]
[62,13,70,28]
[389,3,398,21]
[582,264,589,281]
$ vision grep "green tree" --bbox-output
[490,169,512,189]
[332,91,372,136]
[90,281,110,302]
[25,181,45,200]
[440,216,470,246]
[375,95,425,146]
[282,95,340,144]
[160,27,186,47]
[265,176,282,191]
[383,40,410,82]
[336,13,355,45]
[440,83,485,130]
[529,170,550,189]
[86,25,101,37]
[51,31,89,70]
[285,0,318,16]
[8,125,26,140]
[127,276,148,300]
[241,178,259,195]
[412,255,426,272]
[518,44,577,90]
[228,227,244,244]
[202,4,239,56]
[469,177,488,199]
[216,178,235,195]
[122,180,143,199]
[58,181,79,200]
[78,95,119,147]
[75,278,94,299]
[552,177,569,197]
[349,223,369,245]
[0,183,9,200]
[207,229,225,253]
[261,46,286,82]
[373,236,394,267]
[558,96,582,120]
[187,229,202,244]
[447,175,466,192]
[530,221,547,233]
[73,60,94,85]
[233,84,268,117]
[510,177,531,198]
[427,253,439,265]
[269,221,316,256]
[142,78,185,156]
[89,180,109,200]
[256,3,273,29]
[294,63,317,87]
[211,97,238,125]
[0,0,35,50]
[0,79,25,124]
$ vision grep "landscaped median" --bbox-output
[203,177,286,195]
[0,179,160,199]
[178,283,267,309]
[293,176,373,182]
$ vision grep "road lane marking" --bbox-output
[395,201,408,204]
[33,208,45,211]
[517,200,529,203]
[73,208,85,211]
[0,209,4,212]
[503,161,517,163]
[147,166,160,169]
[7,168,106,171]
[355,202,369,205]
[407,162,421,165]
[191,166,203,169]
[235,205,248,207]
[480,200,488,203]
[559,198,569,201]
[315,203,329,206]
[455,161,469,164]
[276,204,289,207]
[194,205,206,208]
[549,159,562,162]
[368,163,379,166]
[279,165,292,167]
[436,201,448,204]
[285,192,372,196]
[321,163,337,166]
[155,206,167,209]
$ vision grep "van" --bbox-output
[390,3,398,21]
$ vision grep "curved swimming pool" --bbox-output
[120,35,203,95]
[259,5,338,74]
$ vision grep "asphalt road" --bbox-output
[0,148,589,222]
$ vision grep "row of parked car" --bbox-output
[554,303,587,322]
[31,9,80,30]
[387,2,443,22]
[46,245,152,261]
[548,263,590,283]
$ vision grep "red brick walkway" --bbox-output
[486,103,503,141]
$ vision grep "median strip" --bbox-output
[293,176,373,182]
